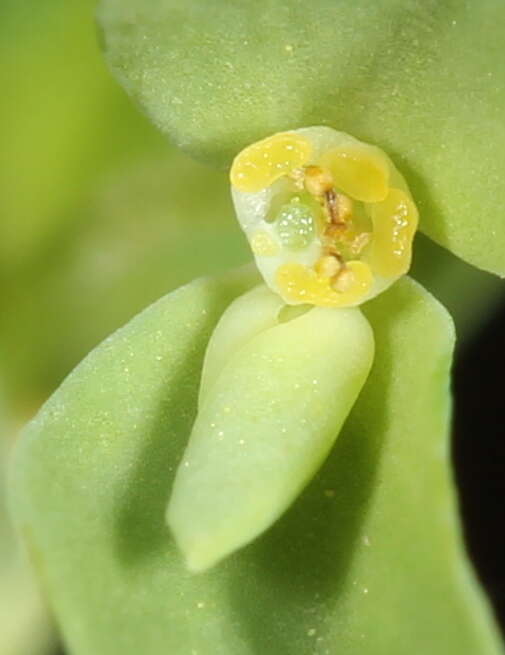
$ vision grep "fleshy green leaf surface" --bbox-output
[98,0,505,276]
[10,274,503,654]
[168,286,374,571]
[198,285,285,407]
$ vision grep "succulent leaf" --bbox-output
[10,274,503,654]
[168,285,374,571]
[98,0,505,276]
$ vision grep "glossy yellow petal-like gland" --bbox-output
[367,188,419,278]
[276,261,372,307]
[230,133,312,193]
[319,146,390,203]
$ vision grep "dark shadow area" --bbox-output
[453,299,505,635]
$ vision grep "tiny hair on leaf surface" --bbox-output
[10,274,504,655]
[98,0,505,277]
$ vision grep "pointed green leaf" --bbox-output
[198,284,285,406]
[98,0,505,276]
[169,287,374,571]
[10,273,503,654]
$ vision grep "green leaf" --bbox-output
[98,0,505,276]
[10,274,503,654]
[198,285,285,406]
[0,141,248,420]
[168,285,374,571]
[0,0,162,271]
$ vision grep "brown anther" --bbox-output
[323,243,344,261]
[332,267,355,293]
[324,189,344,226]
[315,254,342,278]
[302,165,354,230]
[324,223,347,241]
[303,166,334,197]
[335,193,353,222]
[325,191,354,227]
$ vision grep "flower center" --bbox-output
[230,128,418,308]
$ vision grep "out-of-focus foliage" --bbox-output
[0,0,249,423]
[0,1,247,652]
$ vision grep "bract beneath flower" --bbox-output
[230,126,419,307]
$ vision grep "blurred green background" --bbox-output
[1,1,504,654]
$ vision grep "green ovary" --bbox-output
[274,200,315,250]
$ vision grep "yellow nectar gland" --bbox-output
[230,133,312,193]
[319,146,390,203]
[367,188,419,278]
[276,261,373,308]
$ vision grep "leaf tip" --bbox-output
[166,510,226,574]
